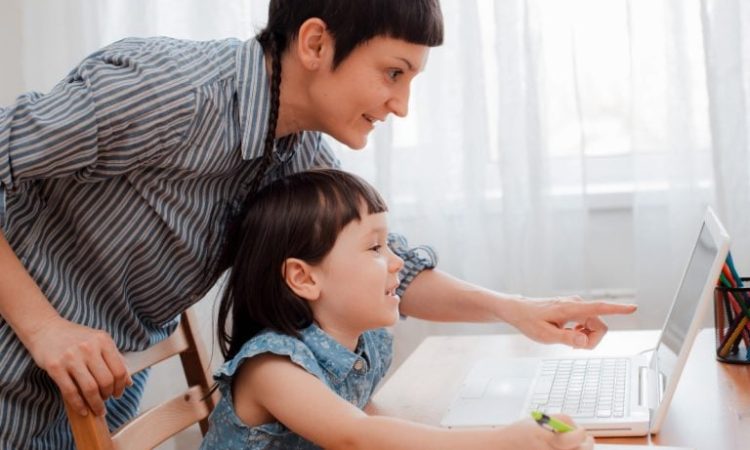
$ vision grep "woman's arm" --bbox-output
[399,268,636,349]
[0,38,204,416]
[0,230,130,416]
[236,354,592,450]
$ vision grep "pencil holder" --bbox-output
[714,278,750,364]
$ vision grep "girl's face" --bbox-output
[311,210,404,339]
[307,36,429,149]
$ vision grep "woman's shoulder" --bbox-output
[79,36,243,84]
[74,36,242,84]
[99,36,242,59]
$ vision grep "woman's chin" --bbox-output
[344,138,368,150]
[332,130,369,150]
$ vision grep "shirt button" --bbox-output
[353,359,365,372]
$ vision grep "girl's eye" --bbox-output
[369,244,382,253]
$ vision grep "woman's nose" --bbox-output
[387,85,410,118]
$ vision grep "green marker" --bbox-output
[531,410,575,433]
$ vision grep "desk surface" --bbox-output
[369,329,750,450]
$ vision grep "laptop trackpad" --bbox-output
[442,358,538,427]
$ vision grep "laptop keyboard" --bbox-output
[527,358,629,419]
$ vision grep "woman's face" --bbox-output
[308,36,430,149]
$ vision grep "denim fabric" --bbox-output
[201,325,393,449]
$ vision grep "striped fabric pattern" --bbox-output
[0,37,434,449]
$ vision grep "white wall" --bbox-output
[0,0,23,105]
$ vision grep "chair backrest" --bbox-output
[64,307,219,450]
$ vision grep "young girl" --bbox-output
[201,168,593,450]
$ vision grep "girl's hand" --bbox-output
[509,296,637,349]
[498,416,593,450]
[25,316,132,416]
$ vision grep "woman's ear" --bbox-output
[282,258,321,301]
[295,17,333,71]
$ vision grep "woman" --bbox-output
[0,0,634,448]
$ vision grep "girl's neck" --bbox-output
[314,321,362,352]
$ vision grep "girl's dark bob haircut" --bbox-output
[217,168,388,360]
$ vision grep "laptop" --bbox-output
[441,207,729,437]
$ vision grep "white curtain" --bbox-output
[702,0,750,283]
[342,0,718,330]
[0,0,270,103]
[2,0,749,350]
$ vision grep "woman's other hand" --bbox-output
[26,316,132,416]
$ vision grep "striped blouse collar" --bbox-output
[236,37,272,161]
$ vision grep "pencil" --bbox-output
[719,315,748,357]
[726,252,743,286]
[716,290,726,345]
[723,265,737,287]
[727,291,750,345]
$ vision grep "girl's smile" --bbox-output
[309,210,404,349]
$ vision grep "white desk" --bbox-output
[369,329,750,449]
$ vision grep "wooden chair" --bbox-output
[64,307,220,449]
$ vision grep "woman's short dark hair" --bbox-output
[217,169,388,360]
[262,0,444,68]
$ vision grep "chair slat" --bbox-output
[64,307,215,450]
[112,385,211,450]
[125,325,190,375]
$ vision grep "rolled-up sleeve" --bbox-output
[388,233,438,297]
[0,84,98,190]
[0,38,196,193]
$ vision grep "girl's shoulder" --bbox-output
[215,329,325,383]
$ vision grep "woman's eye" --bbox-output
[387,69,403,81]
[369,244,382,253]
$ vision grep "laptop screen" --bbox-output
[653,222,719,391]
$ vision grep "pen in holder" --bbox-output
[714,277,750,364]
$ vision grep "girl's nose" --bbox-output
[389,251,405,273]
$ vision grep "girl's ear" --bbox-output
[282,258,321,301]
[295,17,333,71]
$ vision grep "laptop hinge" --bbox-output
[638,367,648,407]
[638,366,661,409]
